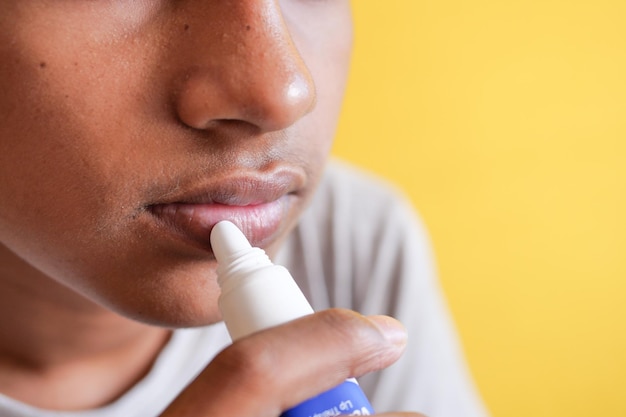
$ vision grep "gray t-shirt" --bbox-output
[0,161,488,417]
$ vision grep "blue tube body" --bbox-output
[281,379,374,417]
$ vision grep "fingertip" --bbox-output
[367,315,408,349]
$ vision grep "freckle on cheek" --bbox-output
[39,61,46,69]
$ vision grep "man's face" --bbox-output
[0,1,352,326]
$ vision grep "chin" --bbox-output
[117,296,224,329]
[82,268,225,329]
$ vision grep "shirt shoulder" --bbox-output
[275,159,433,312]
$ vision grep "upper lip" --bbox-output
[146,166,306,207]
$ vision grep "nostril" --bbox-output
[174,74,221,130]
[175,68,316,133]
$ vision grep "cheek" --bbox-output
[0,58,114,230]
[0,23,153,283]
[289,8,353,166]
[0,4,170,233]
[302,45,352,174]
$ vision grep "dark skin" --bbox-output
[0,1,426,415]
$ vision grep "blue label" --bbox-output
[280,380,374,417]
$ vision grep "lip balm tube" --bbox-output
[210,221,375,417]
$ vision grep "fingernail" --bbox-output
[368,315,408,347]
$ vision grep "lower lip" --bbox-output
[148,197,290,252]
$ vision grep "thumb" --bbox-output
[160,309,407,417]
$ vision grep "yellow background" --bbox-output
[333,1,626,416]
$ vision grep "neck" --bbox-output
[0,248,171,410]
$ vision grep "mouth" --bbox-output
[146,170,304,253]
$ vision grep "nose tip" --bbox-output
[260,71,316,132]
[287,73,314,105]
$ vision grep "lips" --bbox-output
[146,169,304,252]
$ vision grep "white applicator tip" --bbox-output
[210,221,252,263]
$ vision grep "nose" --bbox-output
[173,1,316,133]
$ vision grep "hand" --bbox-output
[160,308,422,417]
